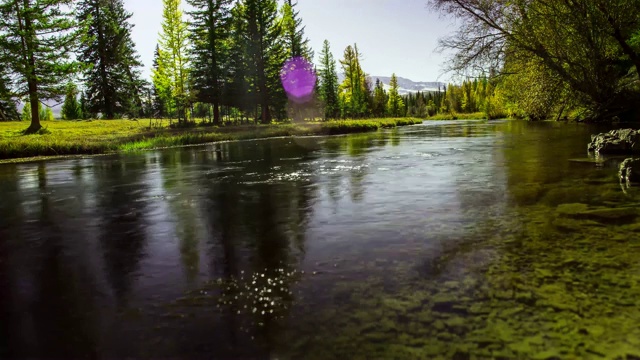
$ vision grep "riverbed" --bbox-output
[1,120,639,359]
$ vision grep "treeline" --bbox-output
[0,0,422,134]
[429,0,640,122]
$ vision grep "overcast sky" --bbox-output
[125,0,456,82]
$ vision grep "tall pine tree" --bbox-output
[0,0,80,132]
[372,78,387,117]
[151,45,169,117]
[387,73,404,117]
[318,40,339,120]
[77,0,144,119]
[158,0,191,122]
[241,0,285,124]
[281,0,312,60]
[187,0,232,125]
[62,82,81,120]
[339,44,367,118]
[0,63,18,121]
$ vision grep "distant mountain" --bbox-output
[337,74,445,95]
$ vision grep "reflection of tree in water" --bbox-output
[95,158,149,308]
[177,138,319,358]
[159,151,203,284]
[15,163,101,357]
[0,165,21,358]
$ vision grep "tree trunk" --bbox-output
[96,5,114,120]
[213,101,220,125]
[22,0,40,133]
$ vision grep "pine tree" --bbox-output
[62,82,81,120]
[0,0,80,132]
[387,73,404,117]
[317,40,340,119]
[281,0,312,60]
[151,45,169,117]
[225,2,253,118]
[187,0,232,125]
[241,0,286,124]
[0,66,18,121]
[21,100,31,122]
[372,78,387,117]
[79,90,90,119]
[339,44,367,118]
[158,0,191,122]
[77,0,144,119]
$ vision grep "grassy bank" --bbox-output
[0,117,423,162]
[426,112,488,120]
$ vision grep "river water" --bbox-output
[1,120,640,359]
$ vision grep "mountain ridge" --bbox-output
[336,73,445,95]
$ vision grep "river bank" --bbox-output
[0,118,423,163]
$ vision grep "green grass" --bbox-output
[0,117,424,162]
[427,112,488,120]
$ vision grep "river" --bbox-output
[1,120,640,359]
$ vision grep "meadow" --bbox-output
[0,118,424,162]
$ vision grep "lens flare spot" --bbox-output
[280,56,317,104]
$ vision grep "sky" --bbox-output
[124,0,456,83]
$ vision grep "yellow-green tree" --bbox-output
[386,73,404,117]
[158,0,190,122]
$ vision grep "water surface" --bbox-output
[1,120,640,359]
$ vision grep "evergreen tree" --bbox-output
[151,45,169,117]
[21,100,32,122]
[40,106,54,121]
[79,90,90,119]
[339,44,367,118]
[77,0,144,119]
[187,0,232,125]
[225,2,253,118]
[62,82,81,120]
[281,0,312,60]
[158,0,191,122]
[317,40,340,119]
[241,0,286,124]
[0,67,18,121]
[372,78,387,117]
[387,73,404,117]
[0,0,80,132]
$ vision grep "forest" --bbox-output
[428,0,640,122]
[2,0,638,135]
[0,0,435,135]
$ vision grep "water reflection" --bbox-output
[1,121,639,358]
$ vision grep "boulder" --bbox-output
[588,129,640,154]
[619,158,640,183]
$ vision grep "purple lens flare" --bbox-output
[280,57,317,104]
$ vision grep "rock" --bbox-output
[619,158,640,184]
[588,129,640,154]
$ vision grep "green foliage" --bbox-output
[318,40,340,120]
[430,0,640,121]
[77,0,144,119]
[339,44,369,118]
[39,105,54,121]
[0,118,421,160]
[0,68,17,121]
[280,0,312,60]
[372,79,388,117]
[158,0,191,122]
[186,0,232,125]
[0,0,80,132]
[386,73,404,117]
[62,83,81,120]
[239,0,287,124]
